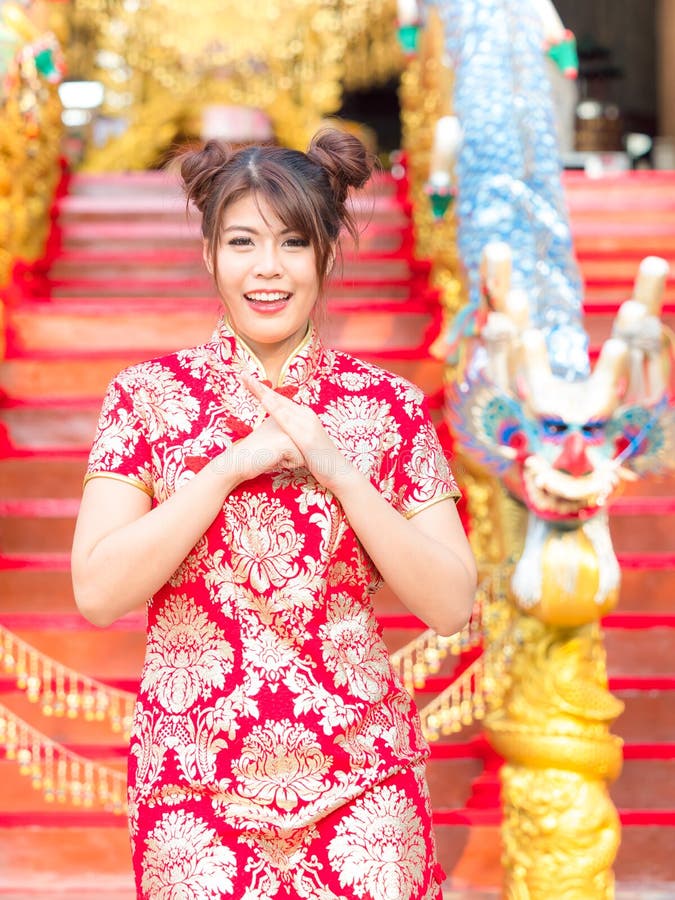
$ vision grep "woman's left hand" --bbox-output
[243,375,354,492]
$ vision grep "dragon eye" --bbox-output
[581,420,606,438]
[541,418,568,436]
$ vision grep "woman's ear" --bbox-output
[202,240,213,275]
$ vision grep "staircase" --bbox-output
[1,169,674,897]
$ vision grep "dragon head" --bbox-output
[449,247,673,525]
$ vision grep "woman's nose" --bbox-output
[253,244,282,277]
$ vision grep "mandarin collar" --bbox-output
[211,315,324,389]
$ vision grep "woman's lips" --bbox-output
[244,291,292,312]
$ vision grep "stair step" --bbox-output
[0,515,76,554]
[614,690,675,743]
[56,202,408,231]
[48,280,412,300]
[0,456,87,498]
[2,824,675,896]
[48,255,414,282]
[0,826,135,894]
[573,232,675,254]
[57,222,409,254]
[605,629,675,677]
[0,552,672,614]
[46,250,673,283]
[6,303,434,355]
[609,514,675,555]
[4,499,675,554]
[0,407,99,449]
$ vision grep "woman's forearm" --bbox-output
[72,453,243,627]
[330,467,477,636]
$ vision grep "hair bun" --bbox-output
[307,128,374,205]
[178,140,233,214]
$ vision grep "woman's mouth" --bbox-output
[244,291,292,312]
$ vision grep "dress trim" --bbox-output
[404,490,461,519]
[83,471,154,498]
[277,323,313,388]
[220,317,317,388]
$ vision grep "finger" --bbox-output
[242,374,282,408]
[243,375,299,432]
[241,372,266,398]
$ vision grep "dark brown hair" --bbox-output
[178,128,375,292]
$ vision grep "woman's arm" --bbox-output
[72,420,303,627]
[244,377,477,635]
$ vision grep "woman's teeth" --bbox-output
[245,292,291,303]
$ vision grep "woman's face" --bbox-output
[205,192,322,366]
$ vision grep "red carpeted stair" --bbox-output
[1,169,674,896]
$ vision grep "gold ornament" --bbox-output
[0,701,127,813]
[1,625,136,738]
[65,0,404,170]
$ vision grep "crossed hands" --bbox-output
[234,374,353,492]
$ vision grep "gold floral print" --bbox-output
[231,720,333,811]
[141,596,234,713]
[141,809,237,898]
[327,783,427,900]
[224,493,305,591]
[319,594,391,701]
[321,395,401,473]
[121,362,201,441]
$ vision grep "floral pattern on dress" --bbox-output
[401,422,456,512]
[320,593,391,701]
[327,783,427,900]
[224,493,305,591]
[231,719,333,811]
[141,808,237,899]
[241,621,298,689]
[321,395,401,474]
[120,362,201,441]
[88,383,142,469]
[141,596,234,713]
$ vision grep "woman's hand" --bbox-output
[242,374,476,635]
[231,414,305,481]
[242,375,353,491]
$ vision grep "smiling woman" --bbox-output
[205,193,322,381]
[70,126,477,900]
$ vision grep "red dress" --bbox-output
[85,317,460,900]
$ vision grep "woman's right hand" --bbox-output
[227,416,305,483]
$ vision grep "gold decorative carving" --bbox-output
[66,0,404,169]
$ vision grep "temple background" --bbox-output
[1,2,675,898]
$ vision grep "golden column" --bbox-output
[0,2,65,285]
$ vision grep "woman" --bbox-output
[72,128,477,900]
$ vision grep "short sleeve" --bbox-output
[383,390,460,519]
[84,375,154,497]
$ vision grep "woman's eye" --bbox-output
[228,236,253,246]
[284,237,310,248]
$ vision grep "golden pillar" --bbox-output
[0,2,65,287]
[443,252,675,898]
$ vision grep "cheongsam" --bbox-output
[85,317,460,900]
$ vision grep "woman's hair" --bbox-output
[178,127,376,292]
